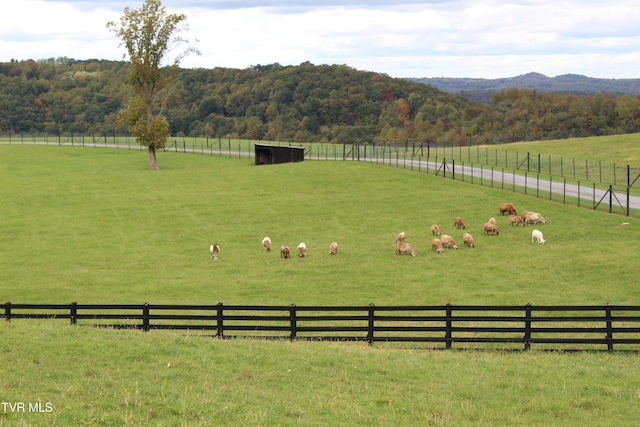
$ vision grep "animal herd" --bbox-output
[396,202,548,257]
[209,203,546,261]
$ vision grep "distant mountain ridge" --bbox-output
[409,72,640,103]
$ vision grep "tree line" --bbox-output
[1,57,639,145]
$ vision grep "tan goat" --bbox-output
[431,238,443,254]
[463,233,475,247]
[395,241,416,257]
[441,234,458,249]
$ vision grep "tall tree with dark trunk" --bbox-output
[107,0,199,169]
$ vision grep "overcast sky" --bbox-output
[2,0,639,79]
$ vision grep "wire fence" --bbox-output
[2,134,639,217]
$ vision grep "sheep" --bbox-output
[209,243,220,260]
[463,233,475,247]
[453,217,466,229]
[483,222,499,235]
[329,241,338,254]
[297,242,306,257]
[261,236,272,251]
[499,203,517,216]
[280,245,290,259]
[488,217,496,225]
[395,241,416,257]
[509,215,524,226]
[524,212,547,225]
[396,231,407,243]
[520,211,530,222]
[430,224,441,236]
[441,234,458,249]
[431,238,443,254]
[532,229,546,244]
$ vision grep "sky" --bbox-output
[1,0,639,79]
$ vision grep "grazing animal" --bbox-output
[532,229,546,244]
[441,234,458,249]
[297,242,306,257]
[396,231,407,243]
[520,211,530,222]
[453,217,466,229]
[499,203,517,216]
[508,215,524,226]
[483,223,499,235]
[209,243,220,260]
[261,236,272,251]
[329,241,339,254]
[430,224,441,235]
[524,212,547,225]
[280,245,290,259]
[488,217,497,225]
[395,241,416,257]
[431,238,443,254]
[463,233,475,247]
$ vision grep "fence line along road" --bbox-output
[3,139,639,215]
[4,302,640,352]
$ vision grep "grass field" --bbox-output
[1,144,640,426]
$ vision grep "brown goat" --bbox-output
[508,215,524,226]
[483,223,499,235]
[280,245,290,259]
[499,203,517,216]
[453,217,466,229]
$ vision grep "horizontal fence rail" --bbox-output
[4,302,640,351]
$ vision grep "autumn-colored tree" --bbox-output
[107,0,199,169]
[397,98,411,125]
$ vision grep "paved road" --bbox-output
[4,141,639,211]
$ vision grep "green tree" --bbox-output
[107,0,199,169]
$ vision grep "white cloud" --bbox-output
[1,0,639,79]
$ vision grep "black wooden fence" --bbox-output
[4,302,640,351]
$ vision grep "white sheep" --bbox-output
[297,242,307,257]
[532,229,546,244]
[396,231,407,243]
[262,236,272,251]
[329,241,338,254]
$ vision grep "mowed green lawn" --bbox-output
[2,145,640,426]
[1,145,637,306]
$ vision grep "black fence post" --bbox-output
[142,302,150,332]
[445,303,452,349]
[289,304,297,341]
[216,302,224,339]
[367,303,375,346]
[524,303,532,350]
[70,302,77,325]
[4,302,10,322]
[606,303,613,352]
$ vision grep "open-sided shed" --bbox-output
[254,144,305,165]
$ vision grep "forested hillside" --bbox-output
[1,58,639,145]
[411,72,640,103]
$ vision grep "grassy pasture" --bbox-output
[0,145,638,306]
[2,145,640,426]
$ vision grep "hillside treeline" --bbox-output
[1,58,639,145]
